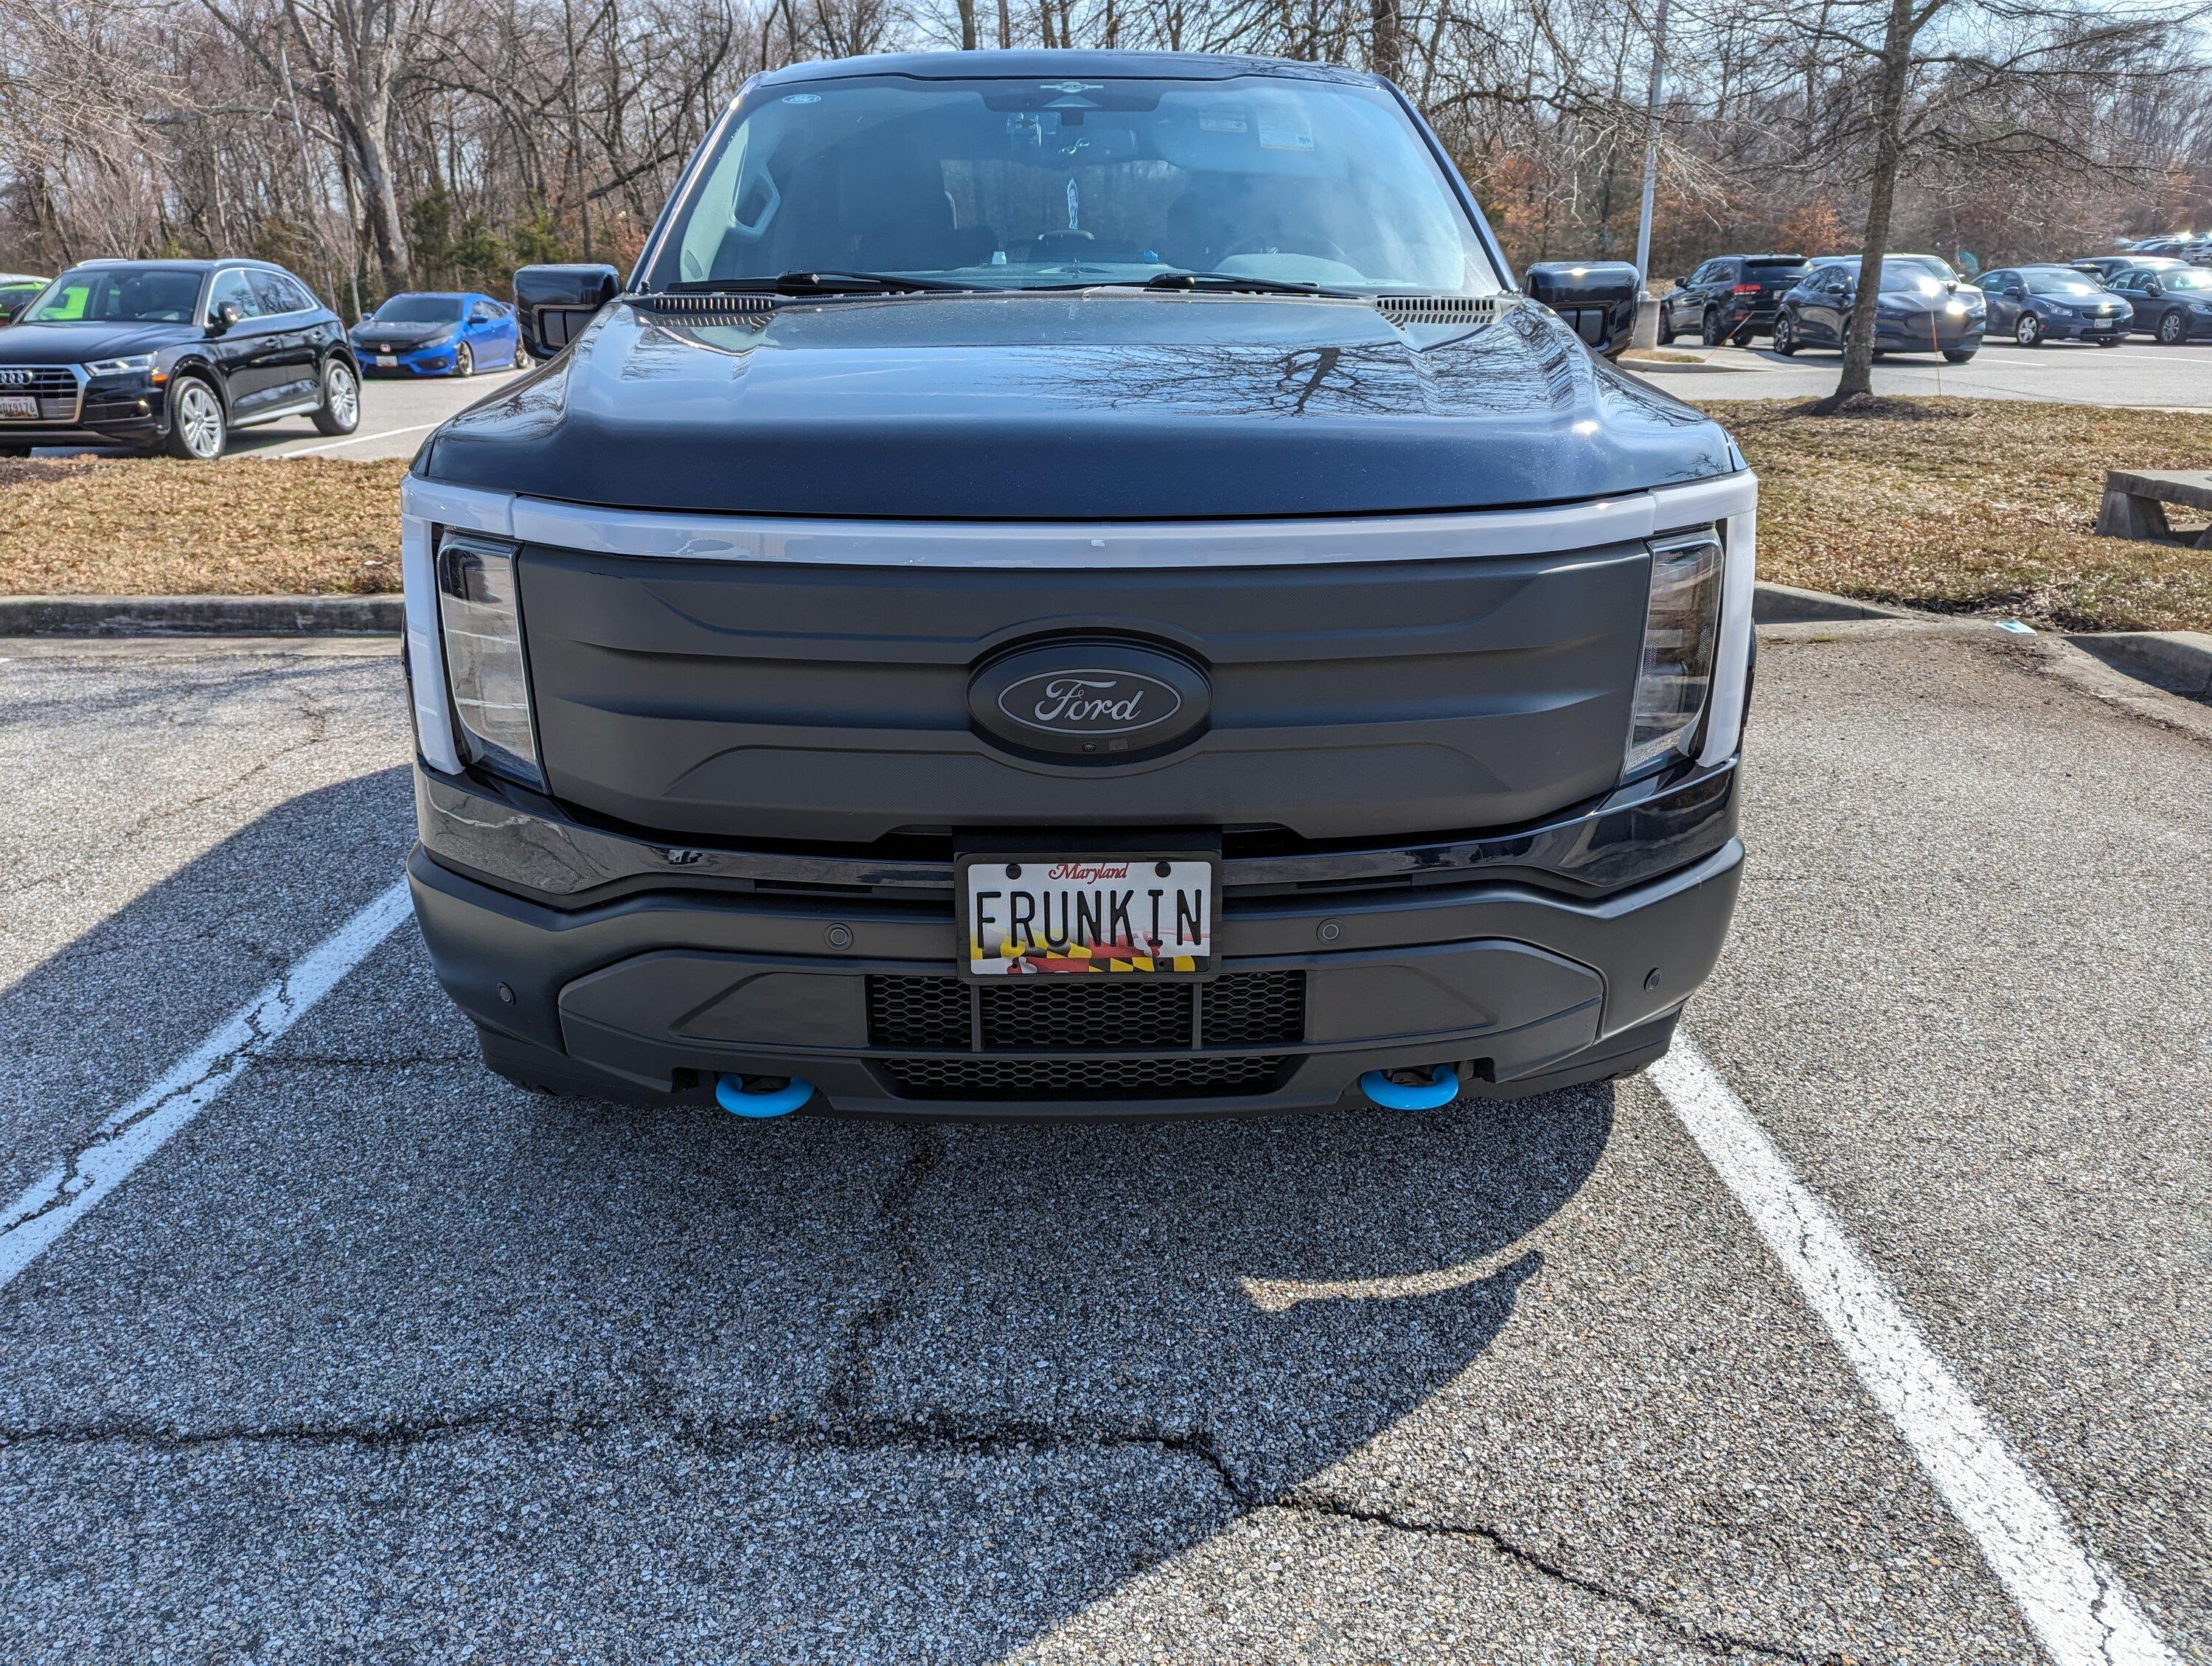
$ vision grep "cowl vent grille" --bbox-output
[1376,295,1512,327]
[632,292,779,319]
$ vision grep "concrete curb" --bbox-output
[2065,630,2212,701]
[1752,582,1913,623]
[0,594,402,636]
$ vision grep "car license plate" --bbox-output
[376,355,397,367]
[0,395,36,420]
[961,855,1215,976]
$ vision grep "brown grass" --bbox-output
[0,456,408,595]
[4,401,2210,633]
[1708,398,2212,633]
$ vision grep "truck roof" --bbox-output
[754,49,1383,88]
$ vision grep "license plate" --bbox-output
[0,395,35,420]
[961,855,1215,976]
[376,355,397,367]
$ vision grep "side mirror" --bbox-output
[2145,279,2163,296]
[209,301,243,335]
[1521,260,1641,358]
[513,263,620,360]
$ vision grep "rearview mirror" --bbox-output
[1521,260,1641,358]
[513,263,621,360]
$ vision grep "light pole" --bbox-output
[1630,0,1671,288]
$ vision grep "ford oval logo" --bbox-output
[970,642,1211,761]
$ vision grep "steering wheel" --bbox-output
[1215,232,1352,266]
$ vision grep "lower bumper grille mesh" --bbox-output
[867,971,1305,1052]
[881,1054,1289,1100]
[866,971,1307,1100]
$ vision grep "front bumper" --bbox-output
[407,759,1745,1117]
[1872,314,1983,353]
[2037,313,2129,341]
[358,342,461,375]
[0,378,167,448]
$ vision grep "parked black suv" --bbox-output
[1659,254,1807,346]
[0,260,358,458]
[401,52,1754,1120]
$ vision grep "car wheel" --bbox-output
[2157,310,2187,344]
[1700,308,1724,348]
[454,341,474,378]
[1656,302,1677,347]
[512,336,528,369]
[1730,326,1755,347]
[311,357,360,436]
[162,375,227,460]
[1943,348,1977,364]
[1773,313,1799,356]
[2015,313,2042,347]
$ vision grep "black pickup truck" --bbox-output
[400,51,1754,1120]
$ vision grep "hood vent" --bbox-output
[633,292,779,320]
[1376,295,1513,327]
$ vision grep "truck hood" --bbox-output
[417,291,1739,519]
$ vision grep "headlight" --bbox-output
[85,353,157,375]
[1626,530,1725,776]
[435,531,543,787]
[1944,300,1968,316]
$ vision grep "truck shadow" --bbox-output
[0,766,1613,1661]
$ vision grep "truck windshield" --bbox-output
[645,74,1499,296]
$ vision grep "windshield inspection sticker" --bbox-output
[1199,109,1249,135]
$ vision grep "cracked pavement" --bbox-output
[0,627,2202,1662]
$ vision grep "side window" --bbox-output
[1688,263,1715,286]
[277,274,320,313]
[206,268,258,322]
[247,270,293,315]
[470,300,498,322]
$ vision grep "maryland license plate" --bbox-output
[961,855,1215,976]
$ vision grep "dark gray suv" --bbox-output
[399,51,1755,1121]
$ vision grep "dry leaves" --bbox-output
[1708,398,2212,633]
[0,457,408,595]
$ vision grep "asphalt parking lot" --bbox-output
[1,622,2204,1662]
[1650,336,2212,409]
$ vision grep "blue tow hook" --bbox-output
[714,1074,815,1118]
[1358,1065,1461,1112]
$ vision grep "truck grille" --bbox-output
[868,970,1306,1057]
[0,365,83,422]
[880,1054,1290,1100]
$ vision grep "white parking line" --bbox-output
[274,421,440,459]
[1647,1038,2180,1666]
[0,878,411,1291]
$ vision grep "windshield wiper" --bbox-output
[655,271,973,296]
[1138,271,1357,299]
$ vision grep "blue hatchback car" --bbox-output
[350,291,522,376]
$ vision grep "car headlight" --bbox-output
[85,353,157,376]
[1944,300,1968,316]
[1626,530,1725,777]
[435,531,543,788]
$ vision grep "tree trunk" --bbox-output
[956,0,977,49]
[1370,0,1403,83]
[1834,0,1916,401]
